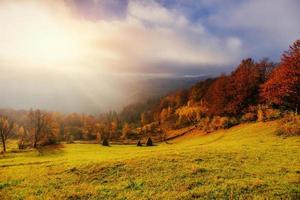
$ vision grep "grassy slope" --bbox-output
[0,122,299,200]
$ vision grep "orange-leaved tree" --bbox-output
[0,116,15,152]
[260,40,300,112]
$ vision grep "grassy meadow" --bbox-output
[0,121,299,199]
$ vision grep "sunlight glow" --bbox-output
[0,2,81,68]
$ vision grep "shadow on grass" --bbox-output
[36,144,66,156]
[198,133,226,146]
[0,160,51,168]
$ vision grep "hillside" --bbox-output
[0,121,299,199]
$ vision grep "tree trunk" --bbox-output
[2,141,6,152]
[1,135,6,152]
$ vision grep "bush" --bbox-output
[66,135,74,144]
[257,106,282,122]
[277,113,300,136]
[18,143,31,150]
[197,117,210,132]
[40,137,57,146]
[228,117,239,127]
[265,108,281,121]
[241,112,257,122]
[210,116,230,130]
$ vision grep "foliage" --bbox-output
[277,113,300,136]
[257,106,282,122]
[204,58,274,116]
[0,116,15,152]
[264,108,281,121]
[261,40,300,111]
[241,113,257,122]
[189,79,214,102]
[204,75,229,116]
[17,126,28,149]
[66,135,74,144]
[0,40,299,144]
[176,105,206,125]
[121,122,131,139]
[197,117,210,131]
[226,58,270,115]
[27,110,59,147]
[209,116,230,131]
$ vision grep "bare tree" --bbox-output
[0,116,15,152]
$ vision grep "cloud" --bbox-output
[65,0,128,21]
[0,0,244,75]
[69,0,243,73]
[208,0,300,59]
[0,0,298,112]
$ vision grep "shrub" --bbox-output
[197,116,239,133]
[220,117,232,128]
[18,143,31,150]
[197,117,210,132]
[241,112,257,122]
[40,137,57,146]
[277,113,300,136]
[265,108,281,121]
[210,116,230,130]
[66,135,74,144]
[228,117,239,127]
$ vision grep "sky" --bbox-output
[0,0,299,113]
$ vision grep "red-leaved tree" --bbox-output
[260,40,300,112]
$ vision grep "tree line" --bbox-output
[1,40,299,152]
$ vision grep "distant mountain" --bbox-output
[121,76,209,107]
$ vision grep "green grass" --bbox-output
[0,121,300,199]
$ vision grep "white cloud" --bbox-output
[0,0,245,112]
[209,0,300,58]
[0,0,244,74]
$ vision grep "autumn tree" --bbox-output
[121,122,131,139]
[64,113,84,140]
[261,40,300,112]
[17,126,28,149]
[226,58,273,115]
[204,75,229,116]
[94,123,103,142]
[189,79,214,103]
[175,105,207,124]
[28,109,58,148]
[82,115,98,140]
[0,116,15,152]
[159,90,188,110]
[160,107,174,122]
[140,111,153,126]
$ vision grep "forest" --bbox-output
[1,40,299,153]
[1,1,300,199]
